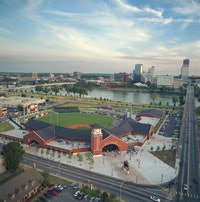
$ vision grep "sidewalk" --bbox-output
[23,134,178,185]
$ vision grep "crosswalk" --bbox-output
[164,192,200,202]
[176,191,199,199]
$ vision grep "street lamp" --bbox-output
[119,180,125,202]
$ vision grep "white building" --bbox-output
[156,75,174,87]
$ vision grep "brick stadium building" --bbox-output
[1,109,165,156]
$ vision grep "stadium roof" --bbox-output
[107,118,151,137]
[25,119,91,142]
[137,109,165,118]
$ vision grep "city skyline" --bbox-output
[0,0,199,75]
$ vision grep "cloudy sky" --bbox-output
[0,0,199,75]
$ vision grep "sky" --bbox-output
[0,0,200,75]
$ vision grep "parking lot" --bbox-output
[36,184,104,202]
[158,111,182,138]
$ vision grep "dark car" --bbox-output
[39,196,48,202]
[193,178,199,184]
[44,192,52,199]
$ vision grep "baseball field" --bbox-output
[38,113,115,129]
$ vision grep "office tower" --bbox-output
[73,71,81,80]
[133,64,143,82]
[181,59,189,81]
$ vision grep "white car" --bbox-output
[150,196,161,202]
[183,184,188,191]
[55,185,63,190]
[73,190,80,197]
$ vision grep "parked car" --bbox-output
[73,190,81,197]
[48,189,59,197]
[83,194,90,201]
[44,192,52,199]
[39,196,48,202]
[77,192,85,200]
[72,183,79,189]
[150,196,161,202]
[55,184,64,190]
[54,187,62,192]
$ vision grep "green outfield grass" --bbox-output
[38,113,115,128]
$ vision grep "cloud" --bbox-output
[114,0,141,12]
[26,0,43,12]
[0,27,11,34]
[173,0,200,28]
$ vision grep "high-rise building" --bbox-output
[143,66,155,83]
[114,72,129,83]
[135,64,143,75]
[133,64,144,82]
[73,71,81,80]
[181,59,189,81]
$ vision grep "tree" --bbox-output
[172,96,179,106]
[35,85,43,93]
[162,144,166,152]
[1,141,25,171]
[150,146,154,152]
[101,191,109,200]
[150,92,157,104]
[156,145,160,152]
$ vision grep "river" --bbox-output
[59,88,175,106]
[2,85,200,107]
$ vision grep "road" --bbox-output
[21,152,172,202]
[176,86,200,202]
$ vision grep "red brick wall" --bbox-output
[102,135,128,152]
[91,134,103,155]
[23,131,46,148]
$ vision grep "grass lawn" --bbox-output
[0,122,15,132]
[46,174,72,185]
[38,113,115,128]
[150,149,176,168]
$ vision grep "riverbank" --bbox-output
[93,86,183,95]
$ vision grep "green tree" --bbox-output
[51,86,60,95]
[172,96,179,106]
[35,85,43,93]
[1,141,25,171]
[156,145,160,152]
[150,92,157,104]
[162,144,166,152]
[150,146,154,152]
[77,153,83,163]
[43,87,50,95]
[101,191,109,200]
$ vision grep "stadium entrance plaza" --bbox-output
[1,123,178,185]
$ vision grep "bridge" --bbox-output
[0,82,76,92]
